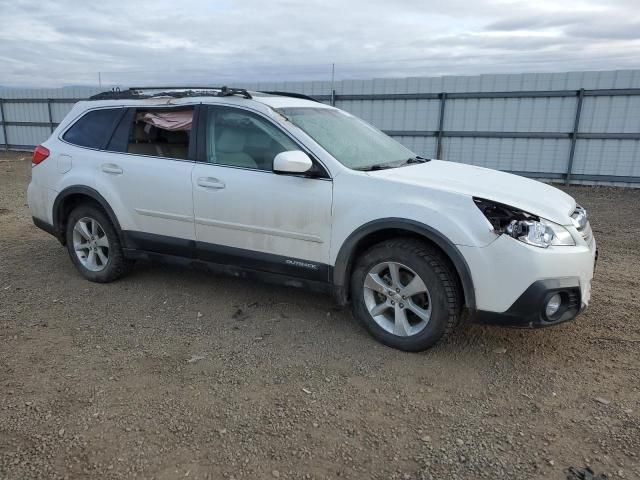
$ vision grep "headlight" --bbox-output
[571,204,588,229]
[474,198,575,248]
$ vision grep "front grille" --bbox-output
[571,205,593,245]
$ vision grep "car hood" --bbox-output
[368,160,576,225]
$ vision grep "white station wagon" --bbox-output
[27,87,597,351]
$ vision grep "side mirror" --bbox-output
[273,150,313,174]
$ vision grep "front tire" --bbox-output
[65,204,133,283]
[350,238,462,351]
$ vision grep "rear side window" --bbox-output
[126,108,194,160]
[63,108,123,149]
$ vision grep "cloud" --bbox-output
[565,20,640,40]
[0,0,638,87]
[485,15,586,32]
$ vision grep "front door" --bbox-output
[192,105,333,281]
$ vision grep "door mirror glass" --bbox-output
[273,150,313,174]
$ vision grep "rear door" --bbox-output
[191,105,333,280]
[88,105,200,255]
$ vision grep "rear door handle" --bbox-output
[197,177,225,190]
[101,163,123,175]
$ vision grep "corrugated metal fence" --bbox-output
[2,70,640,185]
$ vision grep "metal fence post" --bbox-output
[436,92,447,159]
[0,98,8,151]
[566,88,585,185]
[331,89,336,106]
[46,99,55,133]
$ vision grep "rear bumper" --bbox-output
[472,277,585,328]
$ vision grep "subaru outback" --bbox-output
[27,87,597,351]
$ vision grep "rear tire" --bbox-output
[350,238,461,351]
[65,204,133,283]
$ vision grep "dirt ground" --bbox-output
[0,150,638,480]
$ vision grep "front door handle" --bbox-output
[197,177,225,190]
[101,163,123,175]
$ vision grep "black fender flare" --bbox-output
[332,218,476,312]
[52,186,123,243]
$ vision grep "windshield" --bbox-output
[278,107,417,170]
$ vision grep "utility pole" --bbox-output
[330,63,335,106]
[98,72,102,88]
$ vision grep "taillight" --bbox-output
[32,145,50,166]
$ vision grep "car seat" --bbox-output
[216,129,258,169]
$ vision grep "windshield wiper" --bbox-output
[355,163,397,171]
[356,156,431,172]
[404,155,431,164]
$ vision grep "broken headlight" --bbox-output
[474,198,575,248]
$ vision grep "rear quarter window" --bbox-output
[62,108,124,149]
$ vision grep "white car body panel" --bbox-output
[94,151,195,240]
[329,169,499,255]
[192,163,332,263]
[370,160,577,226]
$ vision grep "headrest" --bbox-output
[217,129,246,153]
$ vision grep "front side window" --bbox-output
[206,106,299,170]
[278,107,415,170]
[63,108,123,149]
[127,108,193,160]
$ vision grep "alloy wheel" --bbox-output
[72,217,110,272]
[362,261,432,337]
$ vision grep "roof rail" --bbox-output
[89,86,252,101]
[215,86,252,99]
[127,86,220,91]
[259,91,322,103]
[89,88,139,100]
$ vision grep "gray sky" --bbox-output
[1,0,639,87]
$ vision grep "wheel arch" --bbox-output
[332,218,476,312]
[52,186,123,245]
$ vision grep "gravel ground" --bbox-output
[1,150,639,480]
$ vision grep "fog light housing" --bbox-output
[545,293,562,318]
